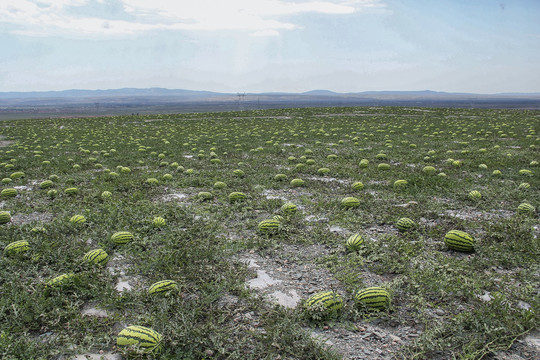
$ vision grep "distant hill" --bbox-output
[0,88,224,99]
[1,87,540,100]
[0,87,539,120]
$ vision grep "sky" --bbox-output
[0,0,539,94]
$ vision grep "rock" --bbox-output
[477,292,493,302]
[247,270,282,289]
[517,301,531,311]
[81,303,108,318]
[523,330,540,348]
[269,289,301,309]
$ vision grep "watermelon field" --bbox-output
[0,106,538,360]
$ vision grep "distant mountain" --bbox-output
[302,90,338,96]
[1,88,540,100]
[0,87,224,99]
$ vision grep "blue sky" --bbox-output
[0,0,539,93]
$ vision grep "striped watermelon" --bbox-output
[444,230,475,252]
[258,219,281,233]
[290,179,305,187]
[213,181,227,189]
[281,202,297,216]
[1,178,12,184]
[341,197,360,208]
[468,190,482,201]
[198,191,213,201]
[274,174,287,181]
[517,202,535,216]
[148,280,179,295]
[4,240,30,255]
[153,216,166,227]
[47,189,58,198]
[111,231,134,245]
[0,211,11,224]
[46,273,75,288]
[70,215,86,224]
[354,287,390,310]
[83,249,109,266]
[352,182,364,191]
[1,188,18,198]
[422,166,436,175]
[359,159,369,168]
[273,215,285,222]
[40,180,54,189]
[396,218,416,233]
[378,163,390,170]
[518,183,530,190]
[117,325,162,352]
[317,168,330,175]
[233,169,245,177]
[10,171,25,179]
[64,187,79,195]
[228,192,246,202]
[101,191,112,199]
[304,291,344,314]
[393,179,408,189]
[346,233,364,252]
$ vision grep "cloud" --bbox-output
[250,29,281,37]
[0,0,382,37]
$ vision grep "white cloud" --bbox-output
[250,29,281,37]
[0,0,382,37]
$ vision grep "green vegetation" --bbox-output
[0,106,538,359]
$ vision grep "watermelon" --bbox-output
[213,181,227,189]
[46,273,75,288]
[352,182,364,191]
[1,188,18,198]
[290,179,305,187]
[228,192,246,202]
[111,231,134,245]
[10,171,25,179]
[444,230,475,252]
[101,191,112,199]
[468,190,482,201]
[83,249,109,266]
[274,174,287,181]
[354,287,390,310]
[64,187,79,195]
[70,215,86,224]
[258,219,281,233]
[39,180,54,189]
[393,179,408,189]
[346,233,364,252]
[378,163,390,170]
[518,183,530,190]
[148,280,179,295]
[341,197,360,208]
[281,202,297,216]
[117,325,162,352]
[422,166,436,175]
[198,192,213,201]
[153,216,166,227]
[517,202,535,216]
[233,169,245,177]
[396,218,416,233]
[304,291,344,316]
[317,168,330,175]
[4,240,30,256]
[0,211,11,224]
